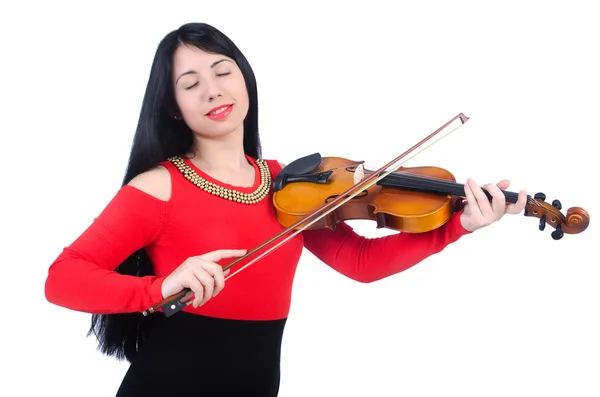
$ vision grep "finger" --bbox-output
[495,179,511,191]
[202,263,226,297]
[193,270,215,305]
[199,249,247,263]
[506,189,528,214]
[485,183,506,219]
[472,181,496,219]
[469,179,494,218]
[463,180,482,219]
[186,276,204,308]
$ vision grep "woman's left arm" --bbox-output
[302,210,470,283]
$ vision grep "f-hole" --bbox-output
[325,190,368,203]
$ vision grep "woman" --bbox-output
[44,22,527,396]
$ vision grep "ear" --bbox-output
[165,99,181,120]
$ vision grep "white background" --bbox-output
[2,1,598,396]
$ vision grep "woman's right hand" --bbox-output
[161,249,247,308]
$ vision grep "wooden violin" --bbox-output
[143,113,590,317]
[271,153,590,240]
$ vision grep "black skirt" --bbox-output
[115,311,287,396]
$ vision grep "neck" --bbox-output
[189,128,249,172]
[377,171,523,204]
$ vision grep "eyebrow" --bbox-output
[175,59,231,84]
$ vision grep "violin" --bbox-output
[272,154,590,238]
[143,113,590,317]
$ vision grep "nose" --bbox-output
[203,79,222,102]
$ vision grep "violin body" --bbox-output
[273,156,462,233]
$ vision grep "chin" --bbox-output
[193,122,244,140]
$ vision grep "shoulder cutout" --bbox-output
[127,165,172,202]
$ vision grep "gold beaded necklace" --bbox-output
[168,156,272,204]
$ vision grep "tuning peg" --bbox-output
[552,199,562,210]
[534,192,546,201]
[539,214,546,231]
[551,224,564,240]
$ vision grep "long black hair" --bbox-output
[87,22,262,363]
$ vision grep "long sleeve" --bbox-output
[302,210,471,283]
[44,186,168,314]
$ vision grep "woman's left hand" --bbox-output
[460,178,528,232]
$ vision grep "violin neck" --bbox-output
[377,172,521,203]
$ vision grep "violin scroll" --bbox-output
[524,192,590,239]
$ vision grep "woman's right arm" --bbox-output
[44,167,171,314]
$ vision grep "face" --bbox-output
[171,44,249,139]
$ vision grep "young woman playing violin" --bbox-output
[44,22,527,396]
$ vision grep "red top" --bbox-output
[44,157,471,320]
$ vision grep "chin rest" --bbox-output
[273,153,333,191]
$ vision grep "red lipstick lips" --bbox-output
[206,104,233,120]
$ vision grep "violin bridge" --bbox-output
[353,164,365,184]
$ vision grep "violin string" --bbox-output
[379,172,540,206]
[224,116,469,282]
[380,173,520,202]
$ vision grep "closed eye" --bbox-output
[184,72,230,89]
